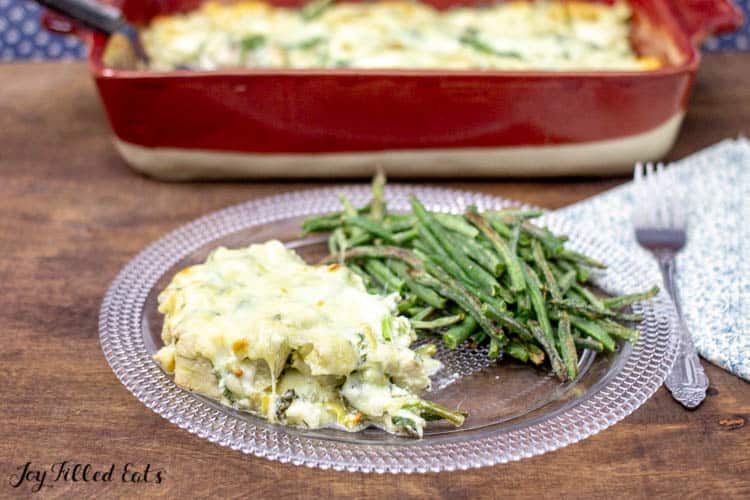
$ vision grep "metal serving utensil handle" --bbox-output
[35,0,125,34]
[35,0,149,64]
[657,252,709,409]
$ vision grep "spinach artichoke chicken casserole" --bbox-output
[152,177,658,437]
[139,0,661,71]
[154,240,464,437]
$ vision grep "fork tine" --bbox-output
[653,162,667,227]
[658,162,671,228]
[641,161,661,228]
[660,163,677,228]
[643,162,656,227]
[632,162,647,226]
[645,162,659,228]
[673,176,686,228]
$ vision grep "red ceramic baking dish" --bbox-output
[44,0,743,179]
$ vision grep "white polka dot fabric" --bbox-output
[0,0,87,61]
[0,0,748,61]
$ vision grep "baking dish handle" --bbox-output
[39,0,123,36]
[41,9,84,37]
[663,0,744,45]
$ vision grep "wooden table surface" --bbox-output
[1,54,749,499]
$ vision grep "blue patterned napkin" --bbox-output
[558,138,750,381]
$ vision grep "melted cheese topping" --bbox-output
[154,240,441,435]
[140,0,661,71]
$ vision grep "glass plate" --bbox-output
[99,185,679,473]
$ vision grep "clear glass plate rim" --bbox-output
[99,184,679,473]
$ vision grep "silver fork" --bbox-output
[633,162,709,409]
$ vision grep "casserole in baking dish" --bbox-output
[45,0,743,179]
[137,1,661,71]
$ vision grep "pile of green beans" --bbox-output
[304,174,658,382]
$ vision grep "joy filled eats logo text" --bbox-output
[8,462,164,493]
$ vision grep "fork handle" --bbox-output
[656,252,709,409]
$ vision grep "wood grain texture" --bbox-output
[1,54,749,499]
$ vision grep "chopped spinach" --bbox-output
[355,332,368,363]
[391,416,419,436]
[289,36,324,50]
[460,28,522,59]
[275,389,297,419]
[222,387,236,402]
[239,34,267,65]
[241,34,267,51]
[301,0,334,21]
